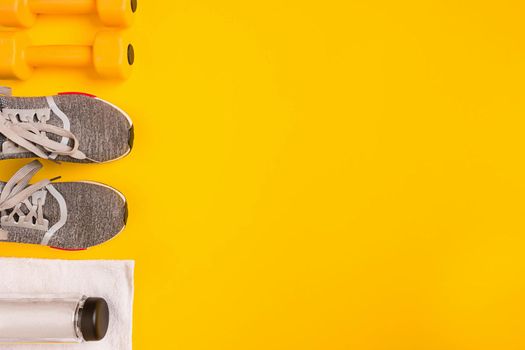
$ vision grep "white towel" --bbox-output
[0,258,134,350]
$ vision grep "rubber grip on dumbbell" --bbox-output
[29,0,95,15]
[26,46,92,68]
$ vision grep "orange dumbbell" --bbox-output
[0,0,136,27]
[0,31,134,80]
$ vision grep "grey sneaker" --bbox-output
[0,160,127,250]
[0,89,133,163]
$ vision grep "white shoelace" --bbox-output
[0,161,51,229]
[0,110,86,160]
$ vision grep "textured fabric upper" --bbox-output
[0,181,127,249]
[0,94,132,163]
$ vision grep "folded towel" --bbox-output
[0,258,134,350]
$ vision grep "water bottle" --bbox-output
[0,295,109,343]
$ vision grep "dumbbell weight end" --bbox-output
[0,0,37,27]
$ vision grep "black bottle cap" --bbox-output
[80,297,110,342]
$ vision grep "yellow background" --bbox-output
[2,0,525,349]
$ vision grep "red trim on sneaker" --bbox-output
[50,246,87,251]
[58,92,97,98]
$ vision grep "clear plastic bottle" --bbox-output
[0,295,109,343]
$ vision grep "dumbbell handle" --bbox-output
[29,0,95,15]
[26,46,92,67]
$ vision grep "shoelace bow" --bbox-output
[0,110,86,160]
